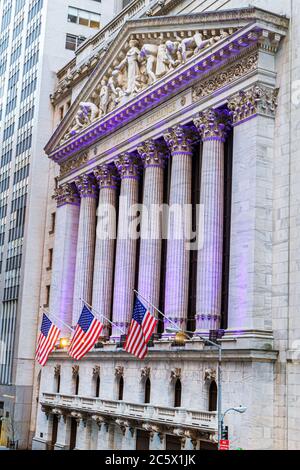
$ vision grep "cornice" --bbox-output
[47,25,266,162]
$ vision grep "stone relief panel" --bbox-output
[62,28,234,142]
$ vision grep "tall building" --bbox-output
[0,0,116,449]
[24,0,300,451]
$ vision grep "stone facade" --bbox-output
[30,0,300,451]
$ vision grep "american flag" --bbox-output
[68,305,103,360]
[124,298,157,359]
[35,314,61,366]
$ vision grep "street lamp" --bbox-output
[221,406,247,445]
[165,327,223,449]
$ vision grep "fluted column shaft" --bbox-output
[72,175,98,324]
[163,126,193,332]
[50,184,80,335]
[137,140,167,316]
[111,155,140,339]
[92,165,118,336]
[193,110,230,332]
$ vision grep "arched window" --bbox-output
[174,379,181,408]
[144,378,151,404]
[75,375,79,395]
[56,374,61,394]
[209,381,217,412]
[118,376,124,401]
[95,375,100,398]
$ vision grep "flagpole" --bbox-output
[133,289,181,332]
[80,298,126,335]
[40,307,74,333]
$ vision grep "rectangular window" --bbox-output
[65,34,86,51]
[49,212,56,234]
[47,248,53,270]
[44,285,50,308]
[67,7,100,29]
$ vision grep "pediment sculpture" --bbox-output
[62,29,232,143]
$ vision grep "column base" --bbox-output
[223,328,274,350]
[31,437,51,450]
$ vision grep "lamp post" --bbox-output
[165,327,223,449]
[221,406,247,442]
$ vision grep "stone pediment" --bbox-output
[45,8,289,162]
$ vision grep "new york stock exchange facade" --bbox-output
[31,4,299,451]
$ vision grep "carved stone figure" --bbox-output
[71,101,99,135]
[179,31,212,62]
[140,43,158,84]
[155,37,169,78]
[117,39,142,96]
[99,79,109,116]
[165,40,181,70]
[108,69,124,110]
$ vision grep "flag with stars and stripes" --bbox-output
[68,305,103,360]
[124,298,157,359]
[35,314,61,366]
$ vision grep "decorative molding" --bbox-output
[115,365,124,377]
[163,125,194,154]
[75,174,98,198]
[93,365,100,377]
[193,109,231,142]
[192,51,258,103]
[94,164,119,189]
[72,365,79,378]
[204,368,217,382]
[170,367,181,381]
[54,183,80,208]
[54,364,61,377]
[115,153,140,179]
[60,152,88,177]
[140,366,151,379]
[137,139,168,168]
[228,83,279,124]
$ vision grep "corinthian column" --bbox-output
[72,175,98,324]
[163,126,193,333]
[111,154,140,340]
[50,184,80,335]
[137,139,167,316]
[92,164,118,336]
[193,109,230,332]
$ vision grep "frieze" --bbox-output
[60,152,88,177]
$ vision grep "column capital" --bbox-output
[94,164,119,189]
[115,153,140,180]
[163,125,194,154]
[193,109,231,142]
[228,84,279,125]
[75,174,98,198]
[137,139,168,168]
[54,183,80,208]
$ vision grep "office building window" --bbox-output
[67,7,101,29]
[65,34,86,51]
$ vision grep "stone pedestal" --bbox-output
[111,154,140,339]
[50,184,80,334]
[92,165,118,336]
[72,175,98,324]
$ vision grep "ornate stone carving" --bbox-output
[192,52,258,103]
[93,365,100,377]
[72,364,79,378]
[163,125,193,153]
[71,411,82,423]
[141,366,151,379]
[142,423,162,441]
[60,152,88,177]
[54,183,80,208]
[54,365,61,377]
[75,174,98,198]
[204,368,217,382]
[115,419,129,435]
[170,368,181,381]
[91,415,105,428]
[115,365,124,377]
[115,153,140,179]
[228,84,279,124]
[61,27,236,141]
[193,109,231,142]
[94,164,119,189]
[137,139,168,168]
